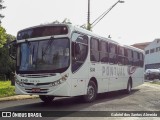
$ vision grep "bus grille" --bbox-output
[24,82,51,86]
[19,73,56,78]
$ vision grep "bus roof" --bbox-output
[17,23,144,53]
[17,23,68,32]
[123,45,144,53]
[71,25,144,53]
[18,23,118,44]
[71,25,119,44]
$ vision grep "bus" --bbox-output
[9,23,144,103]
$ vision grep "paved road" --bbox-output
[0,82,160,120]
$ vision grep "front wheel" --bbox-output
[83,81,97,103]
[39,95,55,103]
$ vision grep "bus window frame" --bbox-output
[99,40,109,63]
[71,32,89,73]
[90,37,100,62]
[108,43,117,64]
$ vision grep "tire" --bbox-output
[39,95,55,103]
[125,80,132,94]
[83,81,97,103]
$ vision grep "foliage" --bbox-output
[0,34,16,79]
[52,18,72,24]
[0,46,15,74]
[52,20,60,24]
[0,1,15,81]
[52,18,92,31]
[0,0,6,23]
[150,81,160,85]
[6,34,16,43]
[0,81,15,98]
[62,18,72,24]
[0,26,7,48]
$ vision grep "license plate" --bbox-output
[32,88,40,92]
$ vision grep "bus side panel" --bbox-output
[70,61,89,96]
[71,78,86,96]
[108,65,125,91]
[131,67,144,88]
[89,62,110,93]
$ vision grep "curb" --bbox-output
[0,95,39,102]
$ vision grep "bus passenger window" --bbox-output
[90,38,99,62]
[126,49,133,66]
[140,53,144,67]
[109,43,117,64]
[100,41,108,63]
[133,51,139,66]
[117,46,125,65]
[74,43,88,61]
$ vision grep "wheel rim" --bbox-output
[87,85,95,100]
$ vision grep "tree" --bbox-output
[0,34,15,79]
[6,34,16,43]
[52,18,72,24]
[0,0,6,23]
[52,20,60,24]
[62,18,71,24]
[0,26,7,48]
[80,24,92,31]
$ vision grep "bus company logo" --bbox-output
[30,80,40,86]
[2,112,11,117]
[127,66,137,75]
[102,66,125,76]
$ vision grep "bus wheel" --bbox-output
[125,80,132,94]
[39,95,55,103]
[83,81,97,102]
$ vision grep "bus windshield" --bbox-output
[17,38,70,74]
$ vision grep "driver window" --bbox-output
[71,32,88,73]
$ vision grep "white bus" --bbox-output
[10,24,144,103]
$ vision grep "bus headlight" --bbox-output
[51,74,68,87]
[15,79,24,87]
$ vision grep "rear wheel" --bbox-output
[83,81,97,102]
[39,95,55,103]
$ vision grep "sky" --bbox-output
[1,0,160,45]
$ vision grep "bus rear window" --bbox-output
[17,26,68,40]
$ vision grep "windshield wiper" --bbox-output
[42,36,55,57]
[25,39,31,47]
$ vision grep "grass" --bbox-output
[0,80,15,98]
[149,80,160,85]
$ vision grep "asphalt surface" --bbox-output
[0,82,160,120]
[0,95,38,102]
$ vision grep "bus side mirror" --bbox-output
[8,40,16,60]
